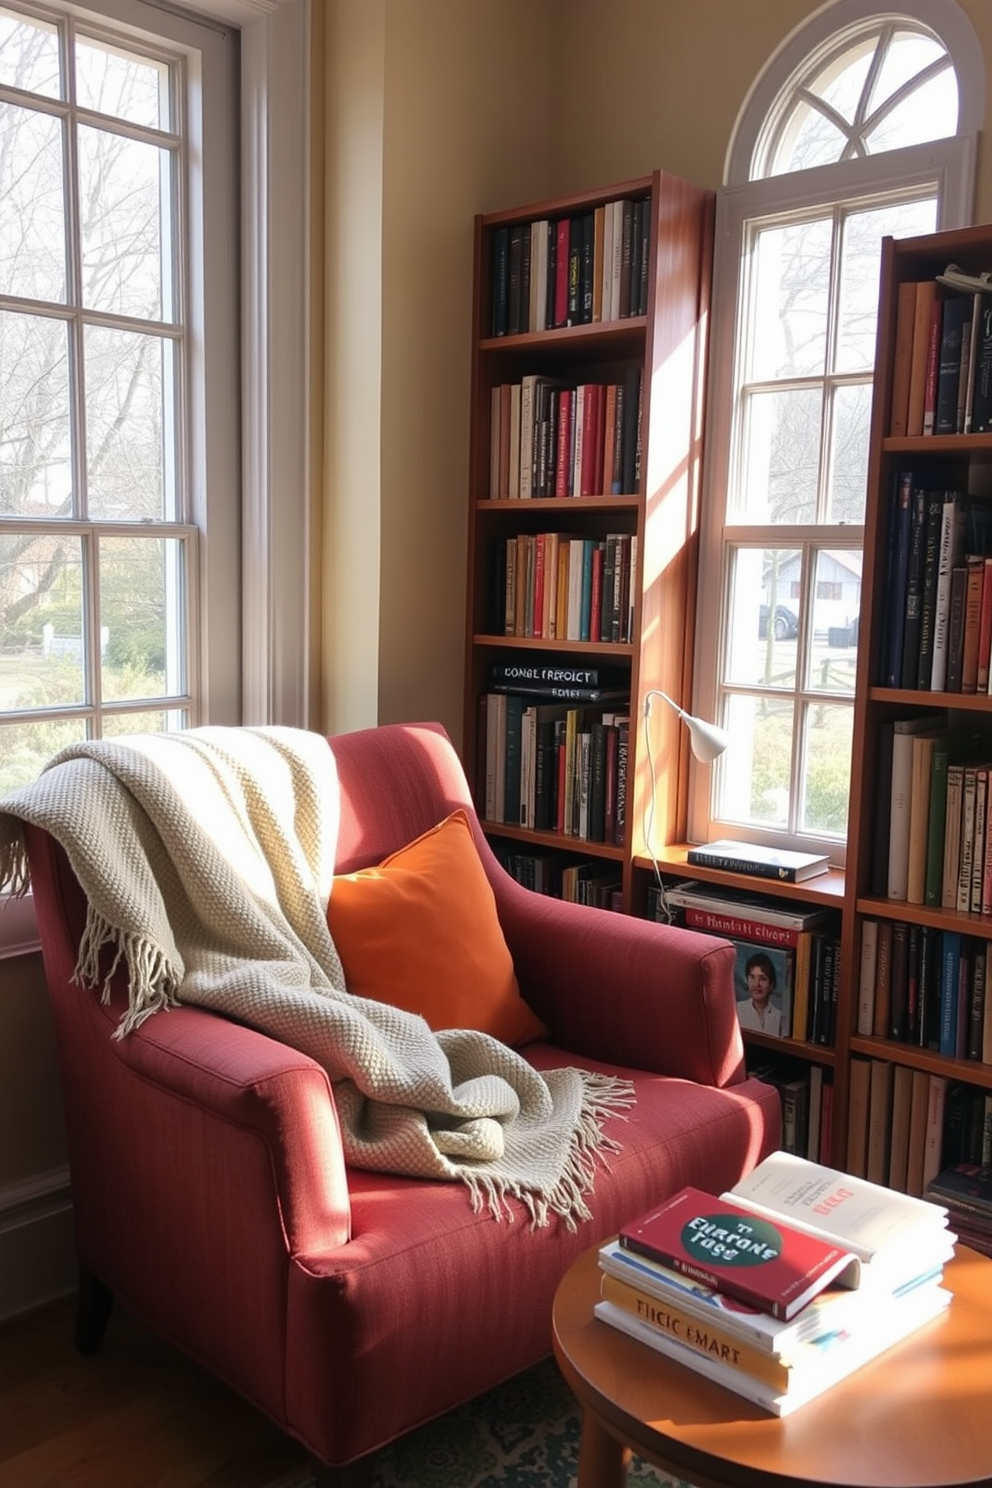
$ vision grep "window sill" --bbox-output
[0,893,41,961]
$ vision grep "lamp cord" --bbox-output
[641,694,674,924]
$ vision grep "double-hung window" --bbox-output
[0,0,240,793]
[691,1,982,865]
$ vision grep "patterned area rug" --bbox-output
[274,1357,689,1488]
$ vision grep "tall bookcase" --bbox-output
[842,224,992,1206]
[463,171,714,911]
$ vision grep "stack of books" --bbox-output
[596,1151,956,1416]
[926,1161,992,1258]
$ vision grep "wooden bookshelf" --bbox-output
[840,224,992,1228]
[463,171,714,911]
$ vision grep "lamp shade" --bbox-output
[644,689,729,763]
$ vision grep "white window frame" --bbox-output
[0,0,310,958]
[690,0,983,863]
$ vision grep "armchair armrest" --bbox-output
[107,1001,353,1255]
[493,874,746,1088]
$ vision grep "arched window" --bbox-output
[690,0,984,866]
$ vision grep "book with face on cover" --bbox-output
[618,1185,859,1320]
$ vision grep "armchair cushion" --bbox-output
[327,808,547,1045]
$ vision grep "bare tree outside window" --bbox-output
[0,5,193,790]
[693,8,975,864]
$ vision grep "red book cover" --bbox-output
[681,907,802,948]
[619,1187,856,1320]
[589,543,603,643]
[555,389,573,498]
[579,384,603,496]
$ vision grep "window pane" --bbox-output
[85,325,173,519]
[727,546,801,688]
[802,701,853,836]
[0,102,66,301]
[0,719,85,793]
[102,707,187,736]
[867,72,958,153]
[836,200,939,372]
[774,104,847,174]
[99,535,185,701]
[739,387,819,523]
[0,9,61,97]
[750,219,831,380]
[78,124,173,320]
[813,41,872,118]
[0,532,85,706]
[717,692,795,828]
[1,311,72,516]
[828,382,871,523]
[76,36,170,130]
[808,549,860,692]
[867,32,947,114]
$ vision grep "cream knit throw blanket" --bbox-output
[0,727,633,1228]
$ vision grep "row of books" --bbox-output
[648,879,841,1046]
[874,714,992,909]
[490,196,651,338]
[857,918,992,1060]
[878,481,992,693]
[595,1151,954,1415]
[495,531,637,645]
[488,371,643,501]
[748,1058,833,1166]
[848,1058,992,1202]
[481,693,630,845]
[491,844,622,911]
[926,1160,992,1258]
[888,274,992,439]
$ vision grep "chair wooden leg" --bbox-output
[75,1265,114,1355]
[310,1455,373,1488]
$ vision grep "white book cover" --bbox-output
[726,1150,951,1272]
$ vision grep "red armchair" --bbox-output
[23,721,780,1486]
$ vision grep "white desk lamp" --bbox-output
[642,688,729,920]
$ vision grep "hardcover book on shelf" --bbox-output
[655,880,835,934]
[592,1283,951,1418]
[618,1184,859,1320]
[686,839,829,883]
[731,940,794,1040]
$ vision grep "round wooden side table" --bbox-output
[552,1241,992,1488]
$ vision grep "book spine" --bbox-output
[619,1233,798,1318]
[684,850,802,883]
[680,908,801,947]
[598,1273,791,1390]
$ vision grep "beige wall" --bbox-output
[319,0,992,749]
[549,0,992,208]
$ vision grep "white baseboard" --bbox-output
[0,1168,76,1323]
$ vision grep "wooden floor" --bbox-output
[0,1294,313,1488]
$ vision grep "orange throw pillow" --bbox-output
[326,809,547,1046]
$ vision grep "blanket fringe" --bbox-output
[464,1072,635,1231]
[0,830,30,899]
[75,906,180,1038]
